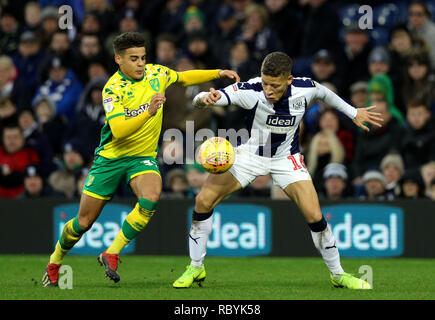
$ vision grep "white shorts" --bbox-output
[228,147,312,189]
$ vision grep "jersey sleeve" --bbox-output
[158,64,179,89]
[218,82,258,110]
[311,81,357,119]
[102,84,125,121]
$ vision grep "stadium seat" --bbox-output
[425,0,435,22]
[373,3,404,28]
[370,27,390,46]
[338,4,361,26]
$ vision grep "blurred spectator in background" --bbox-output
[401,99,435,169]
[185,162,206,198]
[238,174,272,198]
[33,96,66,155]
[33,56,83,124]
[19,165,60,198]
[388,25,414,109]
[48,140,88,199]
[66,76,107,157]
[368,46,391,78]
[185,30,219,69]
[154,33,178,69]
[163,57,212,133]
[74,33,111,84]
[380,153,404,198]
[211,3,241,66]
[402,52,435,113]
[367,73,405,124]
[398,169,426,199]
[352,95,405,181]
[39,30,75,81]
[265,0,301,59]
[12,31,46,100]
[319,163,349,200]
[360,170,393,201]
[311,49,341,93]
[104,8,152,60]
[163,168,188,199]
[349,81,368,109]
[337,24,371,99]
[39,6,60,48]
[299,0,339,57]
[157,0,188,37]
[421,161,435,198]
[307,130,345,191]
[407,0,435,68]
[238,3,280,64]
[216,40,258,85]
[0,55,30,109]
[231,0,253,24]
[86,56,110,81]
[18,108,55,177]
[0,98,17,133]
[0,8,20,55]
[23,2,42,34]
[317,109,355,163]
[0,124,39,198]
[83,0,117,39]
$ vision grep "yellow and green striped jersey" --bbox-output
[96,64,178,159]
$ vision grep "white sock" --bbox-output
[189,215,213,268]
[311,224,344,278]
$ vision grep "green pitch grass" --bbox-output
[0,255,433,300]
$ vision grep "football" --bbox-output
[197,137,235,174]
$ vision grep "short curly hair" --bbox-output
[113,32,146,55]
[261,52,293,77]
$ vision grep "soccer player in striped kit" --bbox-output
[173,52,382,289]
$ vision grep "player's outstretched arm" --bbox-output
[193,88,227,109]
[315,82,383,129]
[109,93,165,138]
[352,105,384,132]
[177,69,240,87]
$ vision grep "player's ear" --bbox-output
[114,53,122,65]
[287,74,293,85]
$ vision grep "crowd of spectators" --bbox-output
[0,0,434,201]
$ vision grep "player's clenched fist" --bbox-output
[148,93,166,116]
[201,88,221,105]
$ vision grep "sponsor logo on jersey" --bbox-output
[265,114,296,133]
[103,97,114,113]
[232,84,238,91]
[292,97,306,110]
[124,103,151,117]
[149,78,160,91]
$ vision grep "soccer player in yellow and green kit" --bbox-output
[42,32,240,287]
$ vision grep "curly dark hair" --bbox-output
[113,32,146,55]
[261,52,293,77]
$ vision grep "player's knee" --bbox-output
[77,215,93,231]
[142,192,160,204]
[195,192,216,212]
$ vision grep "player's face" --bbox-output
[261,73,293,103]
[116,46,146,80]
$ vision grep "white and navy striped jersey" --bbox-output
[193,77,357,158]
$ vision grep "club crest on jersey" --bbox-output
[292,97,306,110]
[149,79,160,91]
[125,103,150,117]
[265,114,296,133]
[103,97,114,113]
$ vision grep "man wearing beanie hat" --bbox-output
[360,169,394,200]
